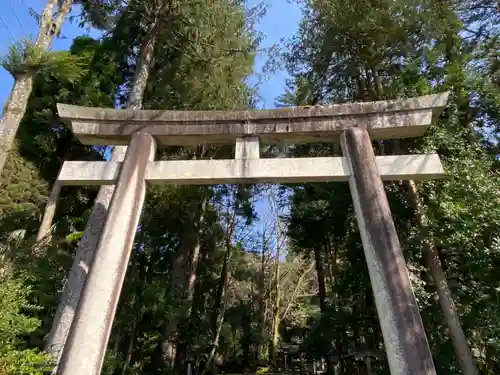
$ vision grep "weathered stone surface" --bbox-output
[341,127,436,375]
[235,136,260,159]
[57,154,444,186]
[57,93,449,146]
[56,133,156,375]
[45,146,128,370]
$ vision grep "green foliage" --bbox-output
[1,39,87,81]
[0,147,48,236]
[64,232,83,243]
[0,275,50,374]
[256,366,269,373]
[281,0,500,373]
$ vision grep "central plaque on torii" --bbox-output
[50,93,449,375]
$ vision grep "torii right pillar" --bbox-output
[341,127,436,375]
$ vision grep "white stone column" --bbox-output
[341,127,436,375]
[56,133,156,375]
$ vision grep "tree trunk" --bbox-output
[281,261,315,321]
[270,240,280,367]
[162,245,190,369]
[121,321,137,375]
[256,237,268,362]
[36,141,73,243]
[370,67,384,100]
[36,132,76,243]
[242,310,251,369]
[162,181,208,370]
[201,207,236,375]
[202,248,231,375]
[106,333,122,375]
[176,227,214,367]
[313,247,327,312]
[314,245,334,374]
[323,235,338,294]
[404,179,479,375]
[45,25,158,371]
[36,180,62,242]
[0,0,73,175]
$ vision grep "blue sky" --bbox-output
[0,0,301,245]
[0,0,301,110]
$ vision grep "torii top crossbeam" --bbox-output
[53,92,449,375]
[57,93,448,146]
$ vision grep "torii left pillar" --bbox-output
[56,132,156,375]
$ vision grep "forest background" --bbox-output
[0,0,498,375]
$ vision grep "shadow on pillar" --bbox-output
[45,200,111,368]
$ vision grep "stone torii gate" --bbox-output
[50,93,448,375]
